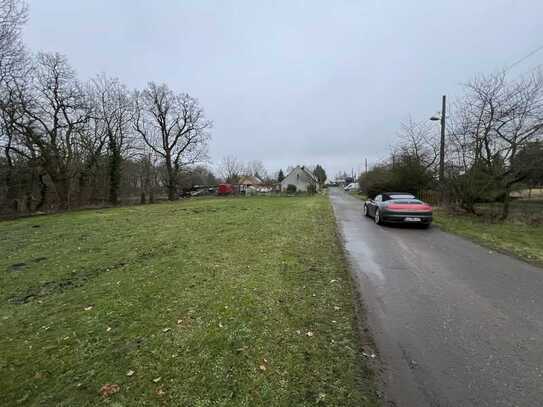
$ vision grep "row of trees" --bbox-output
[360,70,543,219]
[0,1,212,214]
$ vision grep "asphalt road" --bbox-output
[329,188,543,407]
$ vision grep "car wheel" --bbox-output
[374,209,383,225]
[363,204,369,217]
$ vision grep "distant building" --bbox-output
[238,175,264,195]
[280,166,319,192]
[238,175,263,188]
[335,176,354,186]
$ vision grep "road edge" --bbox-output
[327,194,385,405]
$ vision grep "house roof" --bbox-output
[283,165,318,183]
[238,175,263,185]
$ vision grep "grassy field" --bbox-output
[0,196,378,406]
[434,201,543,266]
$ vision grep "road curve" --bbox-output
[330,188,543,407]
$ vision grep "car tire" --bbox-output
[363,204,369,217]
[374,209,383,225]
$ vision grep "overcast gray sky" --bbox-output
[24,0,543,178]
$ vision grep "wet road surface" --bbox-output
[329,188,543,407]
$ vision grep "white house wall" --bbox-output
[280,168,317,192]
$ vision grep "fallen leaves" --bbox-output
[99,383,120,398]
[259,358,269,372]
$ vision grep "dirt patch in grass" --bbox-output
[7,261,127,304]
[8,262,27,273]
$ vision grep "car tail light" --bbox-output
[387,203,433,211]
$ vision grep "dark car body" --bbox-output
[364,192,433,227]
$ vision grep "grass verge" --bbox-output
[349,192,367,201]
[433,208,543,266]
[0,195,379,406]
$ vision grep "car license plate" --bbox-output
[405,217,421,222]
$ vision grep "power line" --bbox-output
[506,43,543,72]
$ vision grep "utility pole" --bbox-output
[364,158,368,174]
[439,95,446,182]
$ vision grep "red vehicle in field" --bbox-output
[217,183,234,195]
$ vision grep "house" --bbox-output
[238,175,263,187]
[280,166,319,192]
[238,175,263,195]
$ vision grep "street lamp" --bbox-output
[430,95,446,182]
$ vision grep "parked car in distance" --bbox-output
[190,188,207,197]
[344,182,359,192]
[217,183,234,196]
[364,192,433,227]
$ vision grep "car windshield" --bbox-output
[385,194,415,200]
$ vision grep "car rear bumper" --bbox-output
[381,212,433,224]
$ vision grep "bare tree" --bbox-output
[0,0,27,82]
[0,0,27,212]
[8,53,90,209]
[218,155,243,183]
[134,83,211,200]
[91,74,134,205]
[244,159,267,179]
[396,117,439,171]
[493,71,543,218]
[447,70,543,217]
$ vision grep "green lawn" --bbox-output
[0,196,378,406]
[434,205,543,266]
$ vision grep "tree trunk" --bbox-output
[3,146,18,212]
[109,146,121,206]
[53,176,71,210]
[165,154,177,201]
[78,172,89,207]
[4,165,17,213]
[35,173,48,211]
[501,185,511,221]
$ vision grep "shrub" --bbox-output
[307,184,317,194]
[286,184,297,194]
